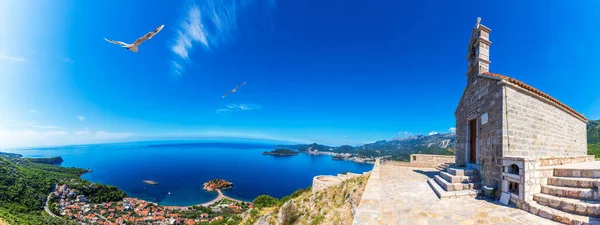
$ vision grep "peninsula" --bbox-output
[203,179,233,191]
[262,148,299,156]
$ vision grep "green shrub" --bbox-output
[252,195,279,209]
[589,143,600,158]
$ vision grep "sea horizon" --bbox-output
[2,140,374,206]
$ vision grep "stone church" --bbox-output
[428,18,598,224]
[455,18,588,187]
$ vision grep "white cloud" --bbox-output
[169,0,276,76]
[0,52,26,63]
[216,103,261,115]
[428,131,439,136]
[5,119,62,130]
[77,115,85,122]
[29,109,39,114]
[25,122,63,130]
[449,127,456,134]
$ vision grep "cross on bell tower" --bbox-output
[466,17,492,85]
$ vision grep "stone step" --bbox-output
[548,176,600,189]
[555,168,600,178]
[426,178,479,199]
[523,200,600,225]
[434,175,481,191]
[534,193,600,217]
[541,185,599,201]
[439,171,481,184]
[446,167,479,176]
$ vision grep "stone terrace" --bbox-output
[352,163,560,225]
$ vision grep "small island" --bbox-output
[203,179,233,191]
[262,148,299,156]
[142,180,158,185]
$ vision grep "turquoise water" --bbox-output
[4,141,373,206]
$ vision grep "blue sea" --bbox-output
[4,141,373,206]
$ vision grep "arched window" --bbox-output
[507,164,519,175]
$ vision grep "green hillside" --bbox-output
[588,119,600,158]
[0,156,124,224]
[588,119,600,144]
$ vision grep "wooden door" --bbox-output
[469,119,477,163]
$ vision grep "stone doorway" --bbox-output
[469,119,477,163]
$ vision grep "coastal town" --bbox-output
[49,182,251,225]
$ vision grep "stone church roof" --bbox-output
[480,72,587,122]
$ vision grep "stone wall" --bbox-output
[382,154,455,168]
[501,155,593,204]
[352,159,381,225]
[501,157,552,203]
[503,85,588,158]
[312,171,370,193]
[455,76,505,188]
[411,154,455,165]
[312,176,342,193]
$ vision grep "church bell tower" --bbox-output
[466,17,492,85]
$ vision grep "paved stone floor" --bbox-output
[378,165,560,225]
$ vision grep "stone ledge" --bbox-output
[516,199,600,225]
[352,159,381,225]
[427,178,479,199]
[541,185,599,201]
[534,193,600,217]
[548,177,600,189]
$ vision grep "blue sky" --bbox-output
[1,0,599,148]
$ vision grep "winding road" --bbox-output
[44,193,57,217]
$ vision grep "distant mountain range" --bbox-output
[277,132,456,161]
[277,119,600,161]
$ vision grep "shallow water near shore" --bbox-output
[6,141,373,206]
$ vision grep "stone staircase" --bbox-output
[435,162,454,171]
[526,167,600,225]
[427,167,482,199]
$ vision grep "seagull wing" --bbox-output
[104,38,128,46]
[235,81,247,89]
[222,89,233,98]
[133,24,165,46]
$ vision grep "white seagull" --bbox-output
[104,24,164,52]
[222,82,247,98]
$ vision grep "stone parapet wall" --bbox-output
[410,154,455,165]
[352,159,381,225]
[382,154,455,168]
[312,171,371,193]
[312,176,342,193]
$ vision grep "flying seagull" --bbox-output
[104,24,165,52]
[222,82,247,99]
